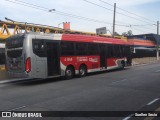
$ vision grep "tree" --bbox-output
[127,30,133,36]
[122,32,127,36]
[122,30,133,36]
[114,32,120,36]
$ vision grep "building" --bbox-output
[127,34,160,58]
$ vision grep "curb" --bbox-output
[132,60,160,67]
[0,78,43,84]
[0,78,25,84]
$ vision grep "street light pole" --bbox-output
[112,3,116,38]
[58,23,63,28]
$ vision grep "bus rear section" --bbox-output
[6,34,30,78]
[6,33,61,79]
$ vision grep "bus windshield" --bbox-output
[6,35,24,59]
[6,35,24,49]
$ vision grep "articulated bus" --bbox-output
[0,43,5,70]
[5,32,132,79]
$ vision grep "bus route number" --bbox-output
[64,58,73,62]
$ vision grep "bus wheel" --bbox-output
[79,65,87,77]
[121,61,125,70]
[65,66,74,79]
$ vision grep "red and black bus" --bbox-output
[5,32,132,79]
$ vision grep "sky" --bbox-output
[0,0,160,35]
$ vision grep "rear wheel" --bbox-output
[79,65,87,77]
[121,61,125,70]
[65,66,74,79]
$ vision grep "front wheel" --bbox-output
[121,61,125,70]
[65,66,74,79]
[79,65,87,77]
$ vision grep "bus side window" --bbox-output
[61,41,75,56]
[75,42,88,56]
[113,45,121,58]
[119,45,123,57]
[121,46,126,57]
[32,39,46,57]
[108,44,114,58]
[88,43,99,55]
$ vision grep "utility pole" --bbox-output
[112,3,116,37]
[157,21,159,60]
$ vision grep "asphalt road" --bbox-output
[0,63,160,120]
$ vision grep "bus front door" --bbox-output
[99,45,107,69]
[46,42,60,76]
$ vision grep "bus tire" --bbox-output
[121,61,125,70]
[65,66,74,79]
[79,65,87,77]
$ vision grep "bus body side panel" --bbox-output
[32,35,55,78]
[60,56,100,75]
[107,57,127,70]
[32,34,62,78]
[25,34,35,78]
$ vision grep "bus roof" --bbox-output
[62,34,130,45]
[7,32,131,45]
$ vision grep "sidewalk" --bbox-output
[132,57,160,65]
[0,70,9,81]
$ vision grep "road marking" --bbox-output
[135,63,147,66]
[147,98,159,106]
[123,116,131,120]
[111,79,127,84]
[8,106,27,111]
[123,114,134,120]
[144,107,160,120]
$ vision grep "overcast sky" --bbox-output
[0,0,160,35]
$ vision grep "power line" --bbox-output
[123,25,156,31]
[119,25,152,34]
[3,0,157,34]
[4,0,115,25]
[119,23,156,31]
[98,0,156,23]
[131,25,156,31]
[83,0,113,12]
[131,27,153,34]
[128,24,155,27]
[83,0,155,24]
[5,0,48,11]
[5,0,132,27]
[98,0,113,7]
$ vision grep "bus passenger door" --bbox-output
[32,39,47,78]
[46,42,60,76]
[99,45,107,69]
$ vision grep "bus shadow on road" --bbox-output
[5,77,65,86]
[5,68,130,86]
[87,67,130,77]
